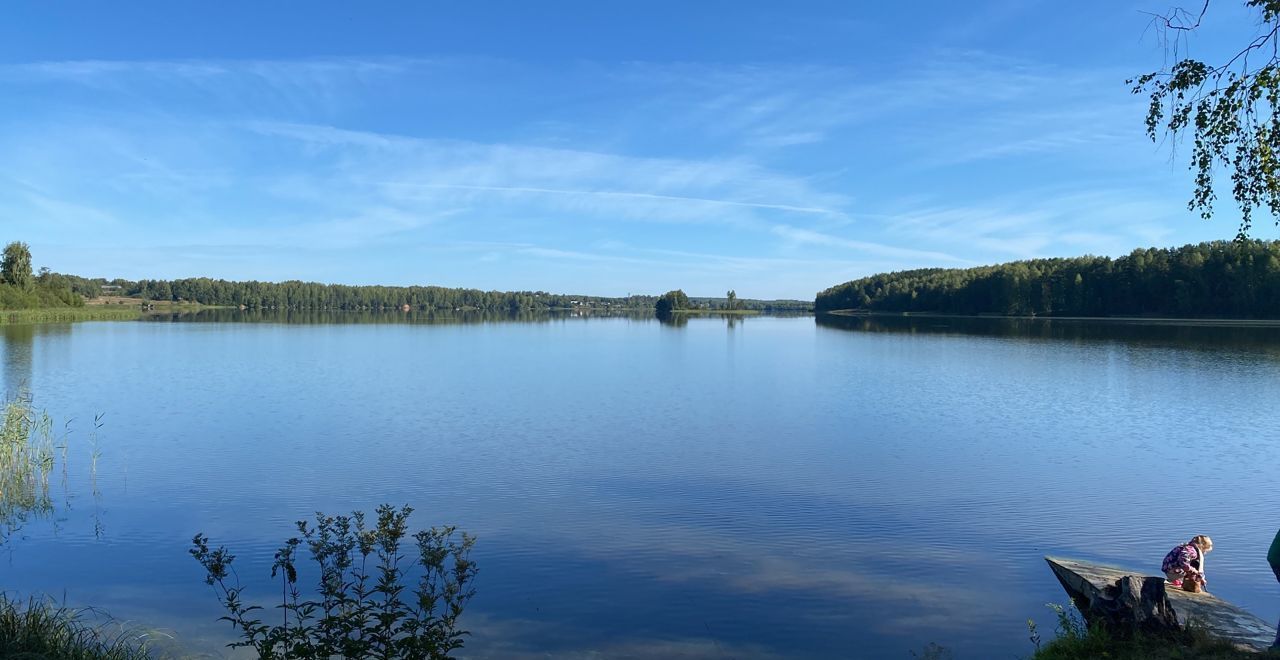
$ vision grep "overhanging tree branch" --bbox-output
[1132,0,1280,237]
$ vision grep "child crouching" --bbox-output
[1163,534,1213,590]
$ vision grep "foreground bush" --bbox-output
[1029,604,1279,660]
[192,504,476,660]
[0,595,152,660]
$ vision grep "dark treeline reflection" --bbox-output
[2,324,71,395]
[146,308,660,326]
[816,312,1280,355]
[148,308,807,327]
[656,312,687,328]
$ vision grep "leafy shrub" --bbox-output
[191,504,477,660]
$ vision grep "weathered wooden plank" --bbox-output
[1045,556,1275,651]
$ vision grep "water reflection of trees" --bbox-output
[150,308,658,325]
[655,312,688,328]
[2,324,35,396]
[1,324,73,396]
[815,313,1280,356]
[153,308,810,329]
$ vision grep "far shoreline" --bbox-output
[823,309,1280,328]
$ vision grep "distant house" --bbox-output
[100,285,122,294]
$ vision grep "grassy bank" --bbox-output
[0,596,153,660]
[0,308,142,325]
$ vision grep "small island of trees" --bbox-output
[654,289,690,315]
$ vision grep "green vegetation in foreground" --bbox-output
[1032,634,1275,660]
[192,504,476,659]
[817,240,1280,319]
[1026,605,1279,660]
[0,595,152,660]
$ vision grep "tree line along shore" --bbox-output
[0,240,810,316]
[14,239,1280,321]
[816,240,1280,319]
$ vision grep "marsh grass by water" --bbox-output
[0,397,146,659]
[0,394,58,541]
[0,595,156,660]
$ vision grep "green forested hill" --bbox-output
[815,240,1280,318]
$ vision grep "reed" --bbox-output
[0,595,154,659]
[0,393,56,542]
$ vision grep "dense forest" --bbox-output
[46,273,811,313]
[815,240,1280,318]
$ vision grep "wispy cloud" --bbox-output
[0,44,1223,295]
[382,182,839,215]
[771,224,971,264]
[250,120,853,228]
[879,187,1195,260]
[0,57,417,119]
[0,57,413,86]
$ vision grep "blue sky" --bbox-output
[1,1,1276,299]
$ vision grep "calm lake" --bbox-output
[2,312,1279,659]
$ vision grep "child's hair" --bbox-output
[1190,535,1214,552]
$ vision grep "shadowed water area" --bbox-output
[2,311,1279,658]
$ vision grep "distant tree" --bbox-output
[1131,0,1280,237]
[1,242,32,290]
[655,289,690,315]
[726,290,738,310]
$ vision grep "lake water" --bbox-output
[2,312,1279,659]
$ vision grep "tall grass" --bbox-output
[0,393,56,542]
[0,398,164,659]
[0,595,154,660]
